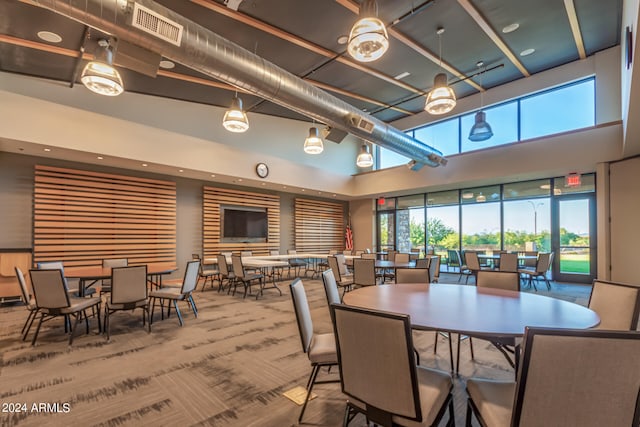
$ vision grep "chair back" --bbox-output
[15,266,31,304]
[289,279,314,355]
[394,253,410,263]
[447,249,461,267]
[111,265,147,304]
[523,251,538,267]
[334,254,350,276]
[386,250,397,262]
[476,270,520,291]
[588,279,640,330]
[327,256,343,282]
[361,253,376,260]
[395,268,429,284]
[287,249,297,255]
[428,255,440,283]
[217,254,230,276]
[192,253,201,260]
[241,250,253,257]
[180,260,200,294]
[498,252,518,272]
[269,250,280,256]
[332,304,422,423]
[536,252,553,274]
[415,257,430,269]
[36,261,70,290]
[513,328,640,427]
[342,250,352,256]
[102,258,128,268]
[353,258,376,287]
[29,269,70,309]
[231,255,246,280]
[321,270,341,324]
[465,251,481,270]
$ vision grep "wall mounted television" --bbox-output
[221,205,268,243]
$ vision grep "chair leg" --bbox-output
[343,403,351,427]
[21,310,37,341]
[173,300,184,326]
[447,397,456,427]
[188,295,198,318]
[455,334,460,374]
[465,399,474,427]
[434,331,439,354]
[106,307,111,341]
[469,336,475,359]
[31,312,46,346]
[68,312,83,346]
[299,364,320,423]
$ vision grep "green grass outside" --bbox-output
[559,253,590,274]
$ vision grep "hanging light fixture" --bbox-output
[425,28,456,115]
[303,127,324,154]
[356,144,374,168]
[222,94,249,133]
[476,192,487,202]
[347,0,389,62]
[468,61,494,142]
[80,39,124,96]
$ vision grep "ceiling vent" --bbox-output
[350,116,375,134]
[132,3,183,46]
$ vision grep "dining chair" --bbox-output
[100,258,128,295]
[327,255,353,296]
[588,279,640,330]
[192,254,220,292]
[104,265,149,340]
[428,255,440,283]
[15,266,38,341]
[149,260,199,327]
[289,279,339,423]
[287,249,308,277]
[332,303,455,427]
[334,253,353,277]
[518,252,553,291]
[395,267,429,284]
[394,252,410,263]
[29,269,102,346]
[446,249,461,272]
[498,252,518,272]
[353,258,377,287]
[37,261,93,297]
[321,269,341,324]
[415,257,430,269]
[217,253,235,293]
[462,252,483,284]
[465,327,640,427]
[231,254,265,299]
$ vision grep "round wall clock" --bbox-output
[255,162,269,178]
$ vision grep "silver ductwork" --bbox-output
[32,0,446,167]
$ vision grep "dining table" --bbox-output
[64,262,178,296]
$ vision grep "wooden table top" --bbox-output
[374,260,415,269]
[342,283,600,337]
[64,263,177,280]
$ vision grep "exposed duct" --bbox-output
[32,0,447,168]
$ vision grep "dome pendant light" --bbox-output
[222,94,249,133]
[468,61,493,142]
[80,39,124,96]
[425,28,456,115]
[347,0,389,62]
[356,144,374,168]
[303,127,324,154]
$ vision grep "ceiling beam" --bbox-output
[0,33,412,118]
[190,0,424,95]
[456,0,530,77]
[335,0,483,92]
[563,0,587,59]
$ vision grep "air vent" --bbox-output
[350,116,375,134]
[132,3,183,46]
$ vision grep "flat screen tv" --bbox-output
[221,206,268,242]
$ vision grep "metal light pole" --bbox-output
[527,201,543,236]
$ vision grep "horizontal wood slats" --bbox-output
[294,198,344,252]
[203,187,280,258]
[33,165,176,267]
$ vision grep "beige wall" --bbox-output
[348,199,375,252]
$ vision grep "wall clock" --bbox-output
[256,162,269,178]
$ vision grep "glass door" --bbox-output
[551,194,596,283]
[377,211,395,252]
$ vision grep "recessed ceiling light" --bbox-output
[332,194,337,197]
[261,182,266,186]
[142,163,148,167]
[238,178,243,182]
[520,48,535,57]
[210,174,216,178]
[394,71,411,80]
[337,35,349,45]
[37,31,62,43]
[43,148,51,152]
[97,156,103,160]
[159,60,175,69]
[283,186,287,189]
[502,23,519,34]
[301,189,305,192]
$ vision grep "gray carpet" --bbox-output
[0,274,591,427]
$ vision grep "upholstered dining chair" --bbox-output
[29,268,102,346]
[100,258,128,295]
[588,279,640,330]
[498,252,518,272]
[518,252,553,291]
[353,258,377,287]
[289,279,339,423]
[231,254,265,299]
[465,328,640,427]
[104,265,149,340]
[427,255,440,283]
[287,249,308,277]
[149,260,199,327]
[216,253,235,293]
[192,254,219,292]
[332,303,455,427]
[15,266,38,341]
[415,257,430,269]
[327,255,353,296]
[321,269,342,325]
[37,261,92,297]
[395,267,429,284]
[334,253,353,277]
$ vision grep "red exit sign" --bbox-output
[565,173,581,187]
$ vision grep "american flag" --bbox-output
[345,225,353,250]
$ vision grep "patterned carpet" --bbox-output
[0,273,591,427]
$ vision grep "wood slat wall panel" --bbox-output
[294,198,344,252]
[203,187,280,258]
[33,165,177,267]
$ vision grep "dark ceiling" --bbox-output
[0,0,622,124]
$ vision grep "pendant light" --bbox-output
[356,144,374,168]
[468,61,494,142]
[303,126,324,154]
[424,28,456,115]
[222,94,249,133]
[476,192,486,202]
[347,0,389,62]
[80,39,124,96]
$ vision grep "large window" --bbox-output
[426,191,460,260]
[377,78,595,170]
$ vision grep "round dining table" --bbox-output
[342,283,600,338]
